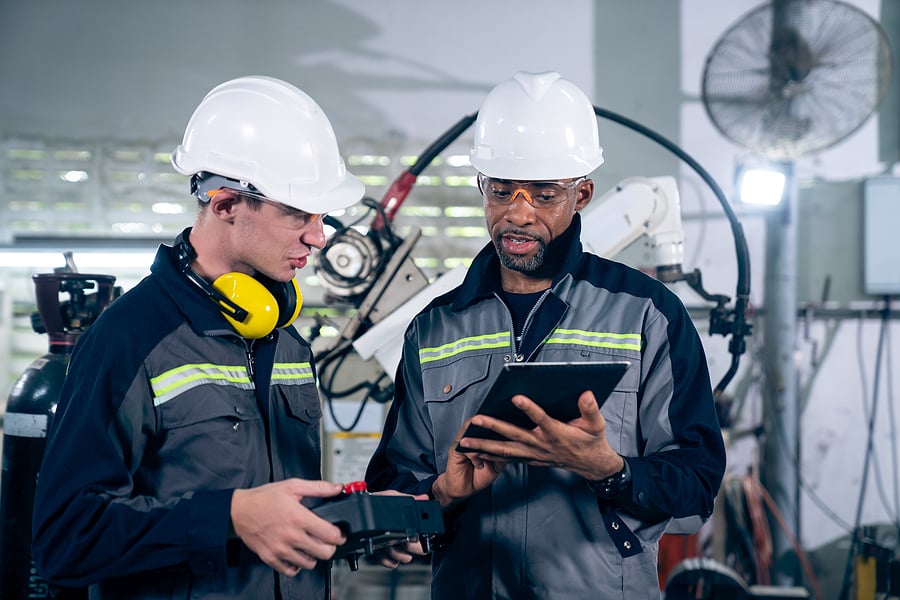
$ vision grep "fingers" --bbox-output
[277,550,317,577]
[576,390,605,430]
[370,539,428,569]
[370,489,429,501]
[284,478,345,499]
[232,480,349,576]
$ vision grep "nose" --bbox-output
[504,189,537,224]
[301,217,327,250]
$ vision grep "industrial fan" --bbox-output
[699,1,894,596]
[702,0,892,160]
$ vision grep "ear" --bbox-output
[208,190,241,223]
[574,178,594,212]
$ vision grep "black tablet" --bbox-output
[457,361,630,450]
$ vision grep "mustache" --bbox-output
[496,228,542,241]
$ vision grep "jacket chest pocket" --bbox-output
[280,382,322,426]
[158,392,260,433]
[154,393,264,488]
[422,355,492,469]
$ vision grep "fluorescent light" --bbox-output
[151,202,186,215]
[60,170,89,183]
[0,250,156,270]
[445,154,471,167]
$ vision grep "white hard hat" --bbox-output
[171,75,364,214]
[470,71,604,181]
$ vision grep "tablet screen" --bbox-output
[458,361,630,448]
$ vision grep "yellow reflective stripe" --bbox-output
[151,363,252,406]
[545,328,642,351]
[272,362,314,385]
[419,331,511,364]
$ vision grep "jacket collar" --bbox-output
[452,214,585,311]
[150,228,239,336]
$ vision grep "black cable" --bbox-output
[593,106,752,395]
[325,372,392,433]
[362,197,402,247]
[407,113,478,177]
[854,310,899,522]
[326,387,372,433]
[837,296,892,600]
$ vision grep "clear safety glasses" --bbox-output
[206,189,323,228]
[479,174,586,209]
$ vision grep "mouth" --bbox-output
[500,232,540,255]
[289,257,307,269]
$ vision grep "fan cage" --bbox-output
[701,0,893,160]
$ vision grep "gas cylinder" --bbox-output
[0,269,117,599]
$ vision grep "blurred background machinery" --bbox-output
[0,257,118,599]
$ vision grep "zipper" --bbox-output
[497,288,553,362]
[245,339,256,380]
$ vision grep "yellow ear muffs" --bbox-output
[211,273,277,339]
[210,274,302,339]
[269,277,303,328]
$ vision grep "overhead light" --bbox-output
[60,170,89,183]
[735,160,790,207]
[151,202,186,215]
[0,250,155,270]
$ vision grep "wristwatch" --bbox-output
[585,459,632,499]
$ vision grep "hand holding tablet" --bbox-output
[457,361,630,451]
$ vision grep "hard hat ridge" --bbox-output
[511,71,562,102]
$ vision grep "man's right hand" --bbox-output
[231,479,347,577]
[430,419,507,509]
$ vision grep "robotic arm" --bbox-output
[580,175,686,282]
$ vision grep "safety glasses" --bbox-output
[206,189,322,228]
[479,174,585,209]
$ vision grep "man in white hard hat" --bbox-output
[366,71,726,599]
[32,76,420,600]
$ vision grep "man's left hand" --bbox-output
[455,390,624,481]
[369,490,430,569]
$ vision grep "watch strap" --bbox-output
[586,459,632,499]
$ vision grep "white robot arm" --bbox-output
[580,175,686,281]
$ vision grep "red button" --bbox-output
[343,481,367,494]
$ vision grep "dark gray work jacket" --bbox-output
[32,237,328,600]
[367,219,726,600]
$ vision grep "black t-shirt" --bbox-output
[501,290,545,343]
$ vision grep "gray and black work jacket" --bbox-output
[32,231,328,600]
[366,216,727,600]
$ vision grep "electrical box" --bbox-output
[863,178,900,296]
[796,180,865,305]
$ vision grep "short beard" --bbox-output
[494,236,547,273]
